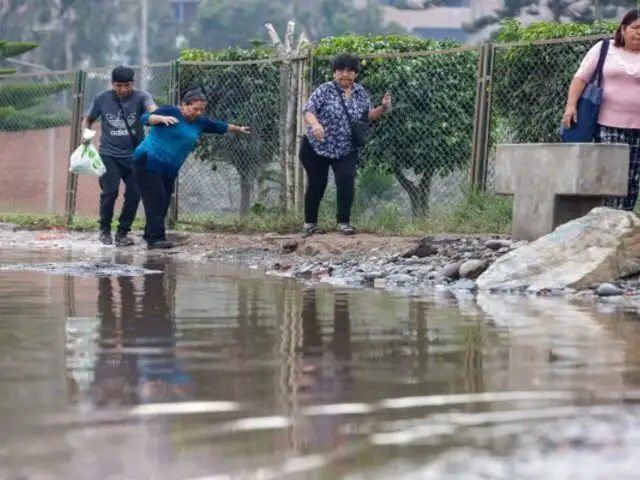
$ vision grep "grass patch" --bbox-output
[0,190,512,236]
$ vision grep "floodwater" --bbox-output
[1,250,640,479]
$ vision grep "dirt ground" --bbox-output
[0,222,503,267]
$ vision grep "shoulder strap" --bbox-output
[591,38,610,87]
[331,81,354,125]
[114,92,140,146]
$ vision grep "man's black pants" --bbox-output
[99,154,140,234]
[133,154,175,243]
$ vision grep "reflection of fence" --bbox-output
[0,34,609,226]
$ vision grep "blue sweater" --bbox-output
[133,105,229,178]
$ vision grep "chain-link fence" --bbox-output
[0,35,608,230]
[0,70,74,216]
[485,35,606,189]
[177,59,282,224]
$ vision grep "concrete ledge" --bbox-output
[495,143,629,241]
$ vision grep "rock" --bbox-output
[373,278,387,289]
[364,271,385,282]
[477,208,640,291]
[596,283,623,297]
[485,239,512,251]
[281,240,298,254]
[386,273,415,285]
[510,240,529,250]
[401,240,437,259]
[459,259,488,279]
[449,279,477,291]
[438,262,461,280]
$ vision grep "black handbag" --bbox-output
[332,82,368,148]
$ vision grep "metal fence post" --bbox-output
[167,60,180,228]
[470,43,493,190]
[64,69,86,226]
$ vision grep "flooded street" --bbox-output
[1,249,640,479]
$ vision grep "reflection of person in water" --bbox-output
[71,260,192,479]
[296,288,352,451]
[135,261,192,403]
[90,275,139,406]
[90,260,192,406]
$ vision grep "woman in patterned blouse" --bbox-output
[301,53,392,235]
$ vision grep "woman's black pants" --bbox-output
[133,154,175,243]
[299,136,358,224]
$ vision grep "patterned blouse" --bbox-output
[303,81,372,159]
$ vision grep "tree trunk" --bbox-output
[394,170,433,218]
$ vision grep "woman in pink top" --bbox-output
[562,8,640,211]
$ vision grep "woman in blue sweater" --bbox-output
[133,89,250,249]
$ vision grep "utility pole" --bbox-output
[139,0,148,88]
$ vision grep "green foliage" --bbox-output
[491,20,617,144]
[496,18,618,42]
[0,40,72,131]
[314,34,478,216]
[179,47,280,213]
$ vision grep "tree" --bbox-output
[179,46,280,214]
[0,0,119,70]
[492,20,617,145]
[0,40,72,131]
[189,0,405,51]
[313,34,478,217]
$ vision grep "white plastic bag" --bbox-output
[69,129,106,177]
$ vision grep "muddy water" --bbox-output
[1,250,640,479]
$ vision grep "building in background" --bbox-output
[357,0,506,43]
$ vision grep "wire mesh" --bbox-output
[485,36,605,189]
[311,48,481,220]
[74,64,172,218]
[0,70,74,216]
[177,60,282,223]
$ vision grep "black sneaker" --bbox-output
[302,223,326,237]
[115,232,135,247]
[147,240,174,250]
[99,231,113,245]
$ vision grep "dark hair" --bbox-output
[614,8,640,47]
[331,53,360,73]
[111,66,135,83]
[182,89,206,105]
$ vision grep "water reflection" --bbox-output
[2,250,640,478]
[90,260,192,408]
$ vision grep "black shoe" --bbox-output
[147,240,174,250]
[99,231,113,245]
[115,232,135,247]
[337,223,357,235]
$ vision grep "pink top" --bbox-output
[575,40,640,129]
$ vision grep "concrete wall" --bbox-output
[0,126,121,219]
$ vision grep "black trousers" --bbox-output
[133,154,175,243]
[98,154,140,234]
[299,136,358,224]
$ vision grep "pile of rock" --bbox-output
[270,236,521,291]
[270,207,640,301]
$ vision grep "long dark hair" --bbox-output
[614,8,640,47]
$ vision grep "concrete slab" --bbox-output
[494,143,629,241]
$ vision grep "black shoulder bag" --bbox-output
[114,93,141,148]
[332,82,368,148]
